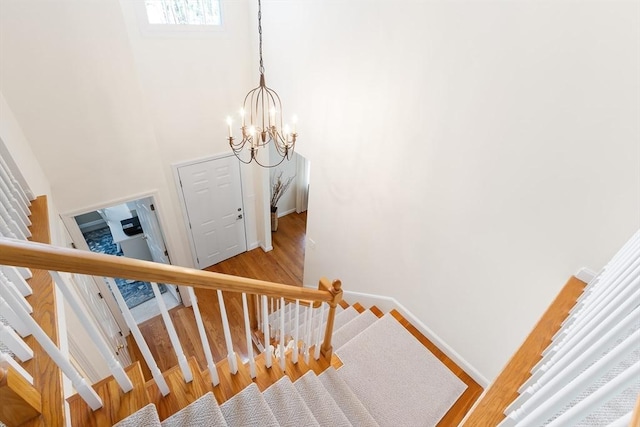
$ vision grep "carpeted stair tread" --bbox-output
[112,403,161,427]
[263,375,320,427]
[333,310,379,350]
[336,313,467,427]
[319,367,380,427]
[160,392,227,427]
[294,371,352,427]
[333,306,360,331]
[220,383,279,427]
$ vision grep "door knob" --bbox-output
[237,214,243,219]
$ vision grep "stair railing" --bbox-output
[0,236,343,416]
[499,230,640,426]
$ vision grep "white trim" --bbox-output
[307,286,491,387]
[575,267,597,284]
[278,208,296,218]
[261,243,273,252]
[247,241,260,251]
[59,190,179,333]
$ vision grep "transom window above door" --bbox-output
[143,0,221,26]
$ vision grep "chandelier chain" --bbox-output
[258,0,264,75]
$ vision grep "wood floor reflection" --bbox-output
[131,212,307,376]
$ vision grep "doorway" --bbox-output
[176,154,247,269]
[69,196,181,324]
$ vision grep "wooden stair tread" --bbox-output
[146,357,213,421]
[369,305,384,318]
[462,276,586,426]
[67,361,150,427]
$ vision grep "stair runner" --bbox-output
[113,305,466,427]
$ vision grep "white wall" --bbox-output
[262,0,640,381]
[0,0,260,265]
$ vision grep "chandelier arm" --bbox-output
[252,150,289,168]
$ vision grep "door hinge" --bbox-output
[164,250,169,257]
[98,292,103,299]
[119,331,123,337]
[150,203,155,211]
[71,242,77,249]
[189,222,192,229]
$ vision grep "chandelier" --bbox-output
[226,0,297,168]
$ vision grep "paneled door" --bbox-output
[134,197,180,301]
[177,155,247,269]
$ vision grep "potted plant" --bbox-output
[270,171,294,232]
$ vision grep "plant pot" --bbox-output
[271,206,278,232]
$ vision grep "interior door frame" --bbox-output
[60,190,179,333]
[172,153,248,269]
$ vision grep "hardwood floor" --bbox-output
[135,212,309,373]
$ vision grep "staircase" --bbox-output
[68,303,473,426]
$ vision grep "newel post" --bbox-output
[320,278,343,360]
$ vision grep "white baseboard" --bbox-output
[575,267,597,284]
[247,241,260,251]
[278,208,297,218]
[260,243,273,252]
[302,285,490,387]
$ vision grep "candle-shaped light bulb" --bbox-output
[249,126,256,148]
[269,108,276,127]
[239,108,246,127]
[291,115,298,133]
[226,116,233,138]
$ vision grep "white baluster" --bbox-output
[151,282,192,382]
[0,183,31,234]
[50,272,133,392]
[0,155,31,207]
[217,290,238,374]
[0,202,26,240]
[0,271,32,313]
[522,284,640,393]
[242,293,256,378]
[546,260,640,360]
[0,169,29,224]
[0,323,32,361]
[552,241,640,347]
[262,295,271,368]
[0,351,33,385]
[279,297,285,371]
[304,304,314,364]
[292,300,299,364]
[314,303,325,360]
[546,362,640,427]
[0,278,102,409]
[255,294,261,332]
[507,305,639,413]
[187,287,219,386]
[0,215,17,239]
[0,296,29,337]
[1,266,32,296]
[106,278,169,396]
[505,329,640,426]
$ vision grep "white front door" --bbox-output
[133,197,180,301]
[178,155,247,269]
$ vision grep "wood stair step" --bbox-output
[67,361,150,427]
[146,357,212,421]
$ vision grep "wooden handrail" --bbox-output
[0,238,333,302]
